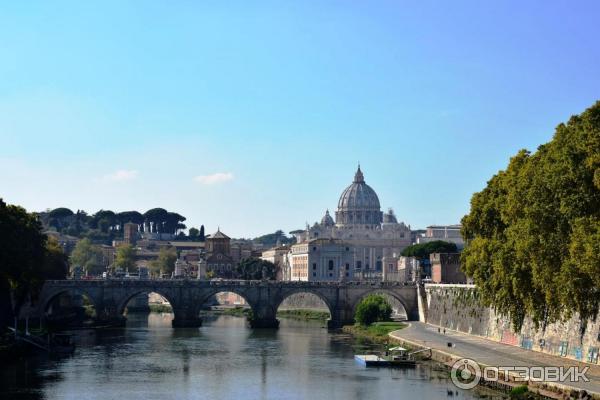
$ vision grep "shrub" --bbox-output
[355,294,392,326]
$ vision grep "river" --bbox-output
[1,313,502,399]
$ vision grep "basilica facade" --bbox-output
[289,166,412,281]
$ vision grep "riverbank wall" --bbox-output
[423,284,600,365]
[387,328,586,400]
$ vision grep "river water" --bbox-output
[1,313,501,399]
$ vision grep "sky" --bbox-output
[1,1,599,238]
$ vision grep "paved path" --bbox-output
[390,322,600,395]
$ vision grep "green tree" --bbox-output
[0,199,67,328]
[235,258,277,280]
[143,208,168,233]
[461,101,600,331]
[163,212,186,235]
[47,207,74,232]
[42,236,69,280]
[114,244,137,271]
[354,294,393,326]
[188,227,200,240]
[70,238,105,276]
[149,247,177,276]
[253,230,295,247]
[400,241,457,258]
[92,210,116,230]
[115,211,144,232]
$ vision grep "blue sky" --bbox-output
[1,1,599,238]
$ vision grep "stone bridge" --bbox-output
[36,279,419,329]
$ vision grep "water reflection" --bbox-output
[0,313,502,400]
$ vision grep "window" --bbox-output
[376,261,382,271]
[312,263,317,270]
[328,260,334,270]
[345,263,350,270]
[313,272,316,277]
[345,272,349,277]
[345,247,349,251]
[365,263,370,269]
[312,246,317,251]
[329,273,332,277]
[356,261,362,269]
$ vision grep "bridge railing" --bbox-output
[44,278,418,288]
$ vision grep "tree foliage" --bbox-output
[42,236,69,281]
[70,238,105,276]
[150,247,177,276]
[253,230,295,247]
[400,240,457,259]
[461,101,600,331]
[188,227,200,240]
[114,244,137,271]
[0,199,68,327]
[37,207,192,241]
[354,294,393,326]
[235,258,277,280]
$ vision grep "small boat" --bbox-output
[355,346,417,367]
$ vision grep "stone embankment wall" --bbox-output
[425,284,600,365]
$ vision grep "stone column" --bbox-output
[249,303,279,328]
[171,306,202,328]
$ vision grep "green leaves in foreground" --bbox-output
[461,101,600,331]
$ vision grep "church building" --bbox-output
[289,166,412,281]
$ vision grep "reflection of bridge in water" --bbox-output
[37,280,420,328]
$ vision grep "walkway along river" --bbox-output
[0,313,503,400]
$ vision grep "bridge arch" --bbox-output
[350,289,410,320]
[41,288,100,315]
[116,289,178,316]
[194,288,258,317]
[271,288,335,318]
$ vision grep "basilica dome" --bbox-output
[335,166,383,226]
[320,209,335,227]
[383,208,398,224]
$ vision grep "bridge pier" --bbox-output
[96,303,127,327]
[248,318,279,329]
[172,307,202,328]
[97,315,127,327]
[172,317,203,328]
[326,319,354,330]
[248,302,279,329]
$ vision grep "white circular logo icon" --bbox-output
[451,358,481,390]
